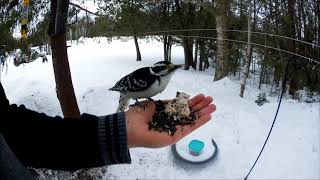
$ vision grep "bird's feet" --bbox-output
[148,97,162,107]
[147,97,155,102]
[130,99,147,110]
[129,98,158,110]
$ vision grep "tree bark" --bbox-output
[318,0,320,45]
[164,36,168,61]
[274,65,280,87]
[204,46,210,70]
[240,0,252,97]
[163,35,172,62]
[49,0,80,118]
[183,37,194,70]
[168,36,172,62]
[214,0,230,81]
[287,0,299,97]
[199,39,206,71]
[134,34,141,61]
[258,60,265,89]
[194,39,199,69]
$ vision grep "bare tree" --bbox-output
[240,0,253,97]
[214,0,231,81]
[163,35,172,62]
[133,34,141,61]
[49,0,80,118]
[287,0,299,97]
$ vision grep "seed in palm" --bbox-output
[149,92,198,136]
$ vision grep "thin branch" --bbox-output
[69,2,104,17]
[67,11,78,26]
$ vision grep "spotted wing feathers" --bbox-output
[109,67,157,92]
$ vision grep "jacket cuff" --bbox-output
[98,112,131,165]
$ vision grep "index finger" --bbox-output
[188,94,205,107]
[173,114,212,143]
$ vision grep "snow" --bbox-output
[1,37,320,179]
[70,0,101,20]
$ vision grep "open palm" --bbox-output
[125,94,216,148]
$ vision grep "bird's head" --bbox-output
[150,61,183,76]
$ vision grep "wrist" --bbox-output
[125,110,137,148]
[98,113,131,164]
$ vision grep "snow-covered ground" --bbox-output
[1,37,319,179]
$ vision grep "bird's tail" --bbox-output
[116,94,129,112]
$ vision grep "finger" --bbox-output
[147,114,213,146]
[195,104,216,117]
[188,114,212,131]
[173,114,212,141]
[192,96,213,111]
[145,100,156,111]
[188,94,205,107]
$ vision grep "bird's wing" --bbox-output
[109,67,157,92]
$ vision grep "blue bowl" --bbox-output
[188,139,205,156]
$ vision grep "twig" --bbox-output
[69,2,104,17]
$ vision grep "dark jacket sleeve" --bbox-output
[0,82,9,109]
[0,83,131,171]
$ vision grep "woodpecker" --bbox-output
[109,61,182,112]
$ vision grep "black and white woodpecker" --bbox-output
[109,61,182,112]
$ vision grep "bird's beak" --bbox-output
[175,64,183,69]
[168,64,183,72]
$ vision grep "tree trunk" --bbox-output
[297,0,302,39]
[240,0,252,97]
[49,0,80,118]
[204,43,210,70]
[194,39,199,69]
[164,36,168,61]
[134,35,141,61]
[287,0,299,97]
[259,1,270,90]
[214,0,230,81]
[183,37,194,70]
[274,65,280,87]
[163,35,172,62]
[317,0,320,65]
[76,28,79,44]
[69,28,72,44]
[318,0,320,45]
[258,60,265,89]
[168,36,172,62]
[199,39,206,71]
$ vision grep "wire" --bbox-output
[132,33,320,65]
[135,29,320,48]
[243,59,290,180]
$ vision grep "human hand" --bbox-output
[125,94,216,148]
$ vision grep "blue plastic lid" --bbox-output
[188,139,205,154]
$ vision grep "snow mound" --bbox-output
[213,77,237,88]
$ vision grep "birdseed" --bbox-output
[149,92,198,136]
